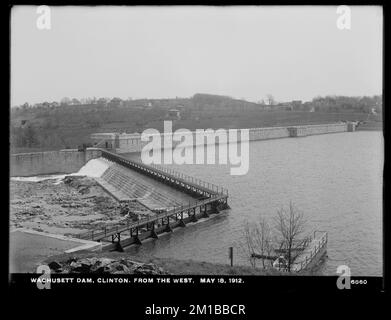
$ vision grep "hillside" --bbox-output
[10,93,382,153]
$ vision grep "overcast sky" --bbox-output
[11,6,383,106]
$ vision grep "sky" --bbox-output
[11,6,383,106]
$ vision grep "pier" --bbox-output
[252,231,328,273]
[291,231,328,272]
[76,194,227,242]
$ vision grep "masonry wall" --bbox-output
[248,126,291,140]
[10,148,102,177]
[108,123,353,154]
[117,135,142,153]
[290,123,350,137]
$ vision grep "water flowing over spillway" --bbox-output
[76,158,111,177]
[99,162,197,209]
[10,157,111,182]
[78,157,199,210]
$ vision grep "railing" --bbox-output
[99,148,228,196]
[295,231,328,272]
[149,163,228,195]
[75,193,227,241]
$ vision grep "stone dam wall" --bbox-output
[288,123,356,137]
[10,148,102,177]
[91,122,355,154]
[10,123,355,177]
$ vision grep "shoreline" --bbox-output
[356,127,383,131]
[42,251,312,276]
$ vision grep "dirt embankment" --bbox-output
[10,176,130,236]
[356,120,383,131]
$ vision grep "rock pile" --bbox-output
[10,176,130,234]
[47,256,169,275]
[63,176,95,195]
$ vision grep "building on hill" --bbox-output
[168,109,181,119]
[291,100,303,110]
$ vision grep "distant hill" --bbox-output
[10,93,382,153]
[192,93,261,111]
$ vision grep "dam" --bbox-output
[10,123,356,178]
[90,122,356,154]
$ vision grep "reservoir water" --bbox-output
[124,131,383,276]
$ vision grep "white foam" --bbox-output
[11,174,68,182]
[75,157,111,178]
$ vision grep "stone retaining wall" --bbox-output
[10,148,102,177]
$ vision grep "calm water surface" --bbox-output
[125,131,383,276]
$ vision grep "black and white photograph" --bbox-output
[8,4,385,295]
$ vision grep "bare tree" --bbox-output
[252,218,273,268]
[240,222,257,268]
[240,218,274,269]
[266,94,275,106]
[274,202,306,272]
[60,97,71,106]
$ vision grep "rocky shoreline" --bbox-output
[41,251,290,275]
[46,255,169,275]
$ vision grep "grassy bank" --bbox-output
[356,120,383,131]
[43,250,296,275]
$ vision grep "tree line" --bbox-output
[12,93,382,113]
